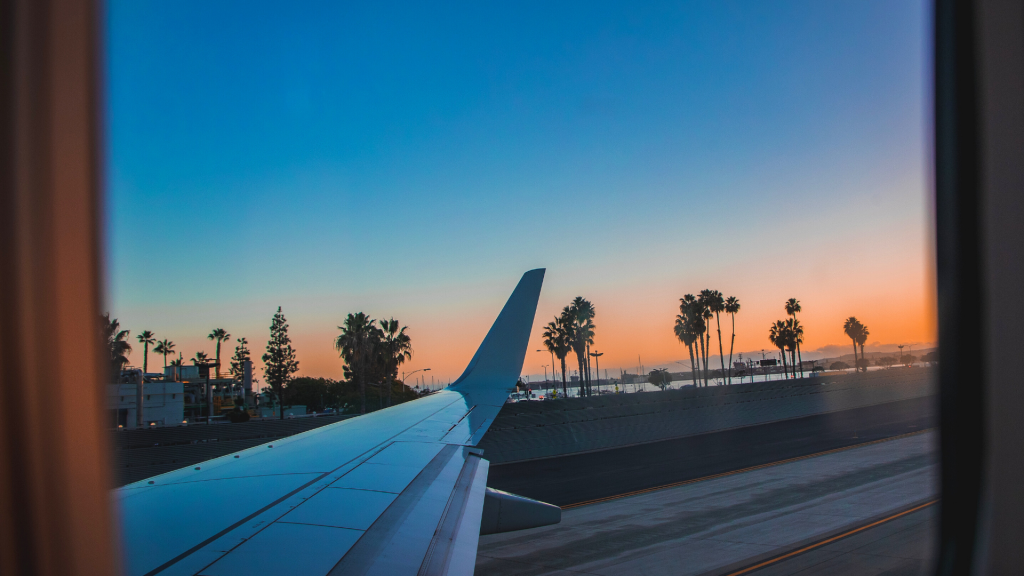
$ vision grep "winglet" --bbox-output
[449,269,545,392]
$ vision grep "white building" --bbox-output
[106,382,184,429]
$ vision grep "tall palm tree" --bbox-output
[680,294,704,385]
[153,339,175,368]
[335,312,379,414]
[704,290,727,385]
[697,290,718,385]
[784,318,803,378]
[725,296,741,385]
[568,298,596,396]
[378,318,413,408]
[136,330,156,374]
[674,300,700,386]
[562,305,586,397]
[101,313,132,378]
[543,316,572,398]
[208,328,231,378]
[784,299,804,377]
[569,297,596,395]
[769,320,790,379]
[843,317,862,372]
[790,318,804,377]
[857,323,870,372]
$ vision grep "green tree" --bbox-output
[208,328,231,378]
[153,339,175,368]
[843,317,863,372]
[229,337,251,381]
[830,361,850,371]
[100,313,132,379]
[169,352,183,367]
[193,351,209,365]
[378,318,413,408]
[335,312,379,414]
[285,377,334,413]
[784,299,804,377]
[136,330,155,373]
[725,296,741,385]
[648,369,673,390]
[542,316,573,397]
[263,307,300,419]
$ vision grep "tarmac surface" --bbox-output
[487,395,934,507]
[477,398,937,576]
[743,503,934,576]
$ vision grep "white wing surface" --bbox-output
[117,269,546,576]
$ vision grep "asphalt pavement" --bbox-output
[486,395,935,507]
[477,426,937,575]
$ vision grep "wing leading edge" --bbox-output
[118,269,547,576]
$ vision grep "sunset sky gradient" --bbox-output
[105,0,934,384]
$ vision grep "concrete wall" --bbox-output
[477,367,935,464]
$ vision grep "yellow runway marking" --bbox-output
[560,428,932,510]
[723,500,938,575]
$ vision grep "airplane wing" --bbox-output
[117,269,554,576]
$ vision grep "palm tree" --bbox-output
[704,290,727,385]
[169,353,183,367]
[785,318,803,378]
[193,351,209,365]
[564,305,592,398]
[792,318,804,377]
[679,294,704,385]
[208,328,231,378]
[569,297,596,396]
[769,320,790,379]
[136,330,156,373]
[153,339,175,368]
[542,316,572,398]
[784,299,804,377]
[335,312,379,414]
[697,290,719,385]
[843,317,862,372]
[857,323,870,372]
[725,296,741,384]
[378,318,413,408]
[674,300,700,386]
[100,313,132,378]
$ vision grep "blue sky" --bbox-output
[106,0,932,380]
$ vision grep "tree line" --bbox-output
[101,307,420,419]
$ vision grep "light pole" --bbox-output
[403,368,431,391]
[591,352,603,393]
[675,360,693,386]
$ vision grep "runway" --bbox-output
[477,397,936,575]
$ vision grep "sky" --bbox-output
[105,0,934,385]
